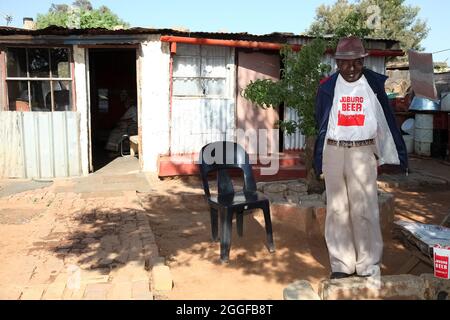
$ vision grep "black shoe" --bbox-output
[330,272,356,279]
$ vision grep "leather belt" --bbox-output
[327,138,375,148]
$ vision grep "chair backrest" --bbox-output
[198,141,257,198]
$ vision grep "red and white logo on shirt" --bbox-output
[337,96,365,126]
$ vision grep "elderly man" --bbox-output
[314,36,408,279]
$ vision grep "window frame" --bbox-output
[3,45,76,112]
[172,45,229,99]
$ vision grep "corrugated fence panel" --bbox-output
[66,112,82,176]
[283,107,306,150]
[171,98,234,154]
[52,112,69,177]
[0,111,81,179]
[22,112,40,178]
[0,112,25,178]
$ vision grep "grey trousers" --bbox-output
[323,144,383,276]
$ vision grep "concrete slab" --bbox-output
[0,180,53,198]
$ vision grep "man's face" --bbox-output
[336,58,364,82]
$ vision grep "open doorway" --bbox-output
[89,48,137,171]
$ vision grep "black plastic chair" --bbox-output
[198,141,275,262]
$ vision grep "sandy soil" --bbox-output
[139,180,450,300]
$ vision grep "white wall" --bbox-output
[139,36,171,172]
[73,45,90,176]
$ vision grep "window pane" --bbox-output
[7,80,30,111]
[30,80,51,111]
[52,80,72,111]
[28,48,50,78]
[51,48,70,78]
[202,78,226,96]
[173,78,202,96]
[7,48,27,77]
[173,56,201,77]
[203,57,227,77]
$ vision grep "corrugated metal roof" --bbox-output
[0,26,399,44]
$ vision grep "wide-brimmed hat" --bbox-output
[334,36,369,60]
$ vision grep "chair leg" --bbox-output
[262,203,275,253]
[236,210,244,237]
[210,208,219,242]
[220,208,233,263]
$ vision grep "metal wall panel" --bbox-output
[283,107,306,150]
[0,112,25,178]
[0,111,81,178]
[170,99,235,154]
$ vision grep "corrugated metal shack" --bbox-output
[0,26,403,178]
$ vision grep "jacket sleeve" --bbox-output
[378,86,409,171]
[313,86,326,177]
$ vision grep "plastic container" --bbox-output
[401,118,415,136]
[414,114,433,152]
[415,114,434,129]
[415,128,433,143]
[403,135,414,153]
[415,141,431,156]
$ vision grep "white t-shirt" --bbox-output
[327,74,378,141]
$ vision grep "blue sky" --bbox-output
[1,0,449,62]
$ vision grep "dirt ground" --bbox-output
[139,174,450,300]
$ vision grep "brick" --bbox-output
[62,284,87,300]
[42,282,66,300]
[81,270,110,284]
[20,285,46,300]
[152,264,173,292]
[83,283,112,300]
[107,282,132,300]
[0,286,23,299]
[283,280,321,300]
[132,280,153,300]
[319,274,425,300]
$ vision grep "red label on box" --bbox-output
[434,252,449,279]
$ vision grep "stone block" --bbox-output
[270,203,313,235]
[283,280,321,300]
[378,191,395,235]
[286,181,308,194]
[312,206,327,238]
[319,274,426,300]
[421,273,450,300]
[152,264,173,292]
[264,183,288,202]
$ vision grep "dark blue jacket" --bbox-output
[313,68,408,176]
